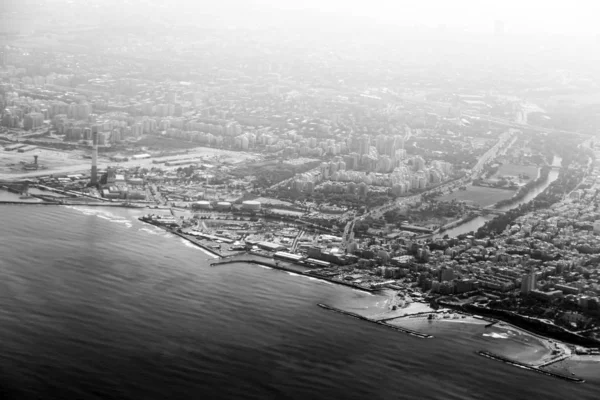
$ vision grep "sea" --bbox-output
[1,204,599,400]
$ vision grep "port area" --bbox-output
[477,351,585,383]
[317,304,433,339]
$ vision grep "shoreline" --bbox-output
[8,202,593,379]
[135,214,594,373]
[0,200,153,208]
[478,351,584,383]
[457,303,599,348]
[211,257,377,293]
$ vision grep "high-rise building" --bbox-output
[23,112,44,130]
[358,134,371,155]
[440,267,455,282]
[520,267,537,294]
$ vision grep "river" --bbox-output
[434,156,562,238]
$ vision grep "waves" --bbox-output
[179,239,220,259]
[63,206,134,228]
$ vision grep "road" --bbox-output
[358,129,517,222]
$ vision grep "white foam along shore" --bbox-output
[179,238,220,258]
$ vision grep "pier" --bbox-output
[317,304,433,339]
[477,351,584,383]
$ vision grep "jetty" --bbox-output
[477,351,584,383]
[317,303,433,339]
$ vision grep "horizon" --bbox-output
[1,0,599,38]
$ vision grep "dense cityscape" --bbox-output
[2,0,600,396]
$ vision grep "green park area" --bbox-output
[492,163,539,181]
[438,185,515,207]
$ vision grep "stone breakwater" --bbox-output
[317,303,433,339]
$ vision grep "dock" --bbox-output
[317,304,433,339]
[477,351,584,383]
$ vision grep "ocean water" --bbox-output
[0,205,599,400]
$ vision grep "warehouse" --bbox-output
[273,251,304,262]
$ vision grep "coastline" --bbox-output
[210,257,377,293]
[135,213,591,378]
[2,201,593,383]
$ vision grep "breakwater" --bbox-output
[317,304,433,339]
[477,351,584,383]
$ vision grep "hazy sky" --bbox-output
[240,0,599,35]
[2,0,598,37]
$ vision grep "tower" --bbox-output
[91,131,98,185]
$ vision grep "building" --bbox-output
[521,267,537,295]
[440,267,455,282]
[241,200,261,211]
[24,112,44,130]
